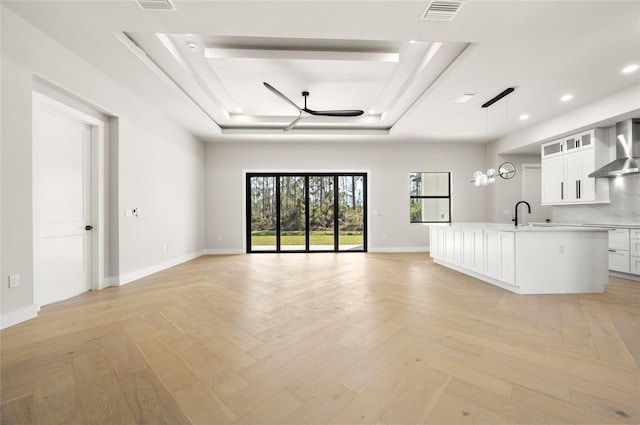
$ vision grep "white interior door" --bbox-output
[38,105,92,306]
[523,164,551,224]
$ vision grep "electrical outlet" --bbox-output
[163,244,168,251]
[8,274,20,288]
[132,208,139,217]
[124,209,133,217]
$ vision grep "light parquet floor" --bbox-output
[1,253,640,424]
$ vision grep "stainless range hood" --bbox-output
[589,119,640,178]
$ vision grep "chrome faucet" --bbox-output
[514,201,531,227]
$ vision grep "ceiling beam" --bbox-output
[204,48,399,62]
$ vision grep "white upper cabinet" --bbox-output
[541,155,565,203]
[564,129,595,152]
[541,139,564,158]
[541,128,610,205]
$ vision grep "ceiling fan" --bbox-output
[263,82,364,131]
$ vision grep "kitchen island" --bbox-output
[429,223,609,294]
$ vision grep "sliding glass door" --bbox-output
[279,176,306,251]
[247,173,367,253]
[309,176,335,251]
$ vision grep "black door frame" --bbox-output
[246,172,367,253]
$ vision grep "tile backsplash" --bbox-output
[552,174,640,224]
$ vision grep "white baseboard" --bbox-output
[202,248,429,254]
[609,270,640,282]
[369,247,429,253]
[1,304,40,330]
[202,249,246,255]
[114,250,206,286]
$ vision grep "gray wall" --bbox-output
[1,6,205,323]
[204,141,488,253]
[485,153,542,223]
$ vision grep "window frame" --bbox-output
[409,171,452,224]
[246,172,368,253]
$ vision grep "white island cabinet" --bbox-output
[429,223,609,294]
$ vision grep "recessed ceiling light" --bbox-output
[368,109,377,115]
[409,40,417,44]
[519,114,529,121]
[187,42,199,52]
[560,94,573,102]
[455,93,475,103]
[622,64,639,74]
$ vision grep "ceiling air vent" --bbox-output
[135,0,176,11]
[421,0,465,21]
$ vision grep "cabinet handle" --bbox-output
[561,182,563,200]
[576,181,579,199]
[609,249,617,253]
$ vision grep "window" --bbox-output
[247,173,367,252]
[410,172,451,223]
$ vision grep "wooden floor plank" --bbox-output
[231,389,303,425]
[0,253,638,425]
[280,381,356,425]
[0,395,34,425]
[172,380,238,425]
[32,366,80,425]
[73,344,136,425]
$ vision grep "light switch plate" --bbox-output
[8,274,20,288]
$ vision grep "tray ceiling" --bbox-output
[122,32,470,133]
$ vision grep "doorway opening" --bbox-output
[246,173,367,253]
[522,163,551,224]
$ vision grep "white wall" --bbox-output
[117,118,205,283]
[487,84,640,224]
[491,84,640,155]
[1,6,205,326]
[485,153,541,223]
[205,141,487,253]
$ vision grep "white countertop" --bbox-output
[430,222,609,233]
[530,222,640,229]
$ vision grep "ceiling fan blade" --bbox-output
[283,114,303,132]
[263,82,302,112]
[302,108,364,117]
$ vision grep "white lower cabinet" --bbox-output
[430,226,484,273]
[444,227,455,263]
[430,224,608,294]
[607,228,632,274]
[461,228,483,274]
[609,250,630,273]
[484,231,515,285]
[631,256,640,275]
[430,226,512,286]
[629,229,640,275]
